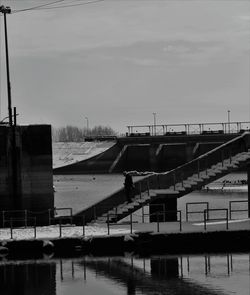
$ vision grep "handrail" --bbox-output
[186,202,209,221]
[229,200,248,219]
[127,121,250,136]
[204,209,229,231]
[106,210,182,235]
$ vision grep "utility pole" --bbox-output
[0,6,20,209]
[227,110,230,133]
[0,5,12,126]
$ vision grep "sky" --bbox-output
[0,0,249,133]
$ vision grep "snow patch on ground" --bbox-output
[0,224,132,241]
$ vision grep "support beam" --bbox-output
[247,164,250,218]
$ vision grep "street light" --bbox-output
[152,112,156,136]
[0,5,12,126]
[228,110,230,133]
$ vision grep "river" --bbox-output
[0,253,249,295]
[0,172,249,294]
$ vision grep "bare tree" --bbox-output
[52,125,117,142]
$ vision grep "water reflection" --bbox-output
[0,262,56,295]
[0,253,249,295]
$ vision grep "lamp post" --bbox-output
[153,112,156,136]
[0,5,12,126]
[227,110,230,133]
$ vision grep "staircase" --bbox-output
[75,132,250,224]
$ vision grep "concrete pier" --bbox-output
[0,124,54,225]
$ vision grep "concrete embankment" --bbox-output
[1,230,249,259]
[53,134,239,174]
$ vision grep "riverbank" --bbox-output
[1,219,249,259]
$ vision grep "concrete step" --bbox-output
[183,180,197,186]
[187,176,204,183]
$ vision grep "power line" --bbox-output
[12,0,66,13]
[12,0,105,13]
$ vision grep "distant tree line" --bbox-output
[52,125,117,142]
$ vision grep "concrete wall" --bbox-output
[53,134,237,174]
[0,125,54,224]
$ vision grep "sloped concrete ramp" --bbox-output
[53,141,116,169]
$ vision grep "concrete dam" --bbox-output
[53,133,241,174]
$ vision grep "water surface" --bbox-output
[1,253,249,295]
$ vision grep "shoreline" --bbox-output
[1,228,249,260]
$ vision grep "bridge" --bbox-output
[75,132,250,223]
[54,120,250,174]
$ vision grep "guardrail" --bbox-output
[9,217,37,239]
[127,121,250,136]
[204,209,229,231]
[2,215,86,240]
[1,207,74,228]
[186,202,209,221]
[106,210,182,235]
[229,200,249,219]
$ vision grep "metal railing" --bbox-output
[106,209,182,235]
[2,215,86,240]
[229,200,248,219]
[57,216,85,238]
[127,121,250,136]
[9,217,37,239]
[204,209,229,231]
[1,207,74,228]
[186,202,209,221]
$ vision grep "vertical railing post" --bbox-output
[25,210,27,228]
[229,201,232,220]
[10,218,13,240]
[48,209,51,226]
[34,217,37,239]
[142,205,145,223]
[206,155,208,176]
[82,215,85,237]
[147,180,150,195]
[2,211,5,228]
[204,210,207,231]
[157,212,160,232]
[130,213,133,234]
[186,203,188,221]
[179,211,182,232]
[226,209,229,230]
[10,218,13,239]
[173,172,176,190]
[59,219,62,238]
[107,214,110,235]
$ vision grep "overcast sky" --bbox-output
[0,0,249,133]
